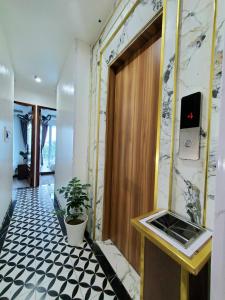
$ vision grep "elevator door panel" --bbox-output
[109,36,161,272]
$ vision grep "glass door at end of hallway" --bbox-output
[39,107,57,187]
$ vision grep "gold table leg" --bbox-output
[180,268,189,300]
[140,235,145,300]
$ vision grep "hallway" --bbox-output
[1,0,225,298]
[0,185,120,300]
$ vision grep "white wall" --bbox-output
[0,26,14,226]
[73,40,91,183]
[55,44,76,207]
[55,39,91,207]
[15,82,56,109]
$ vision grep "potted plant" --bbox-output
[57,177,91,246]
[19,150,28,164]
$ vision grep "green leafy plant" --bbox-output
[57,177,91,224]
[19,151,28,163]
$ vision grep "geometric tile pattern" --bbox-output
[0,185,117,300]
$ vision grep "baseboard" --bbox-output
[0,199,16,251]
[53,193,66,235]
[40,171,55,176]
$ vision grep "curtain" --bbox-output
[17,113,32,153]
[41,124,48,166]
[20,118,28,151]
[41,115,51,166]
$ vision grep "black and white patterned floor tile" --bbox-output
[0,185,118,300]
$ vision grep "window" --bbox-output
[41,125,56,172]
[27,122,32,166]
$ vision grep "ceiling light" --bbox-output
[34,75,42,83]
[0,64,10,75]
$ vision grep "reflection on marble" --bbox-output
[97,240,140,300]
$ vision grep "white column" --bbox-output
[55,39,91,207]
[211,37,225,300]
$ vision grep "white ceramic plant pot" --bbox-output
[64,214,88,246]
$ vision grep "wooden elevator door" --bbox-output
[108,36,161,272]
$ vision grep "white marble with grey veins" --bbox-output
[206,0,225,229]
[157,0,179,210]
[88,0,225,278]
[97,240,140,300]
[172,0,215,224]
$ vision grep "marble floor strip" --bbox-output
[97,240,140,300]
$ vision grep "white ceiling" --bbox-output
[0,0,115,95]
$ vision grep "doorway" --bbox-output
[13,101,35,188]
[36,106,57,186]
[103,15,162,272]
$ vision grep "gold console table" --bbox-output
[131,210,211,300]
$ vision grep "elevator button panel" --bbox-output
[178,92,201,160]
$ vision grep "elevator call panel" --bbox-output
[178,92,201,160]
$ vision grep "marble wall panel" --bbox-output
[157,0,178,209]
[89,0,225,241]
[172,0,215,225]
[206,0,225,229]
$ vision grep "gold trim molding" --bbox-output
[153,0,167,210]
[168,0,181,211]
[140,235,145,300]
[203,0,218,227]
[180,268,189,300]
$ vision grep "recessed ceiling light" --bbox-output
[34,75,42,83]
[0,64,10,75]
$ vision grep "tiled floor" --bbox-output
[0,186,128,300]
[12,178,30,190]
[13,175,55,190]
[40,175,54,186]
